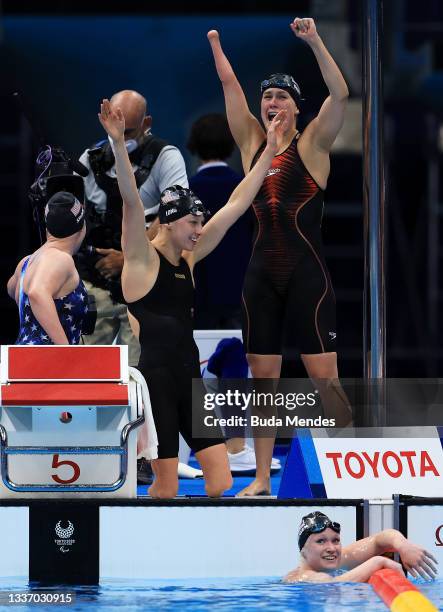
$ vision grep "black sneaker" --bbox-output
[137,458,153,485]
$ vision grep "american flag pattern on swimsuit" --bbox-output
[16,258,89,345]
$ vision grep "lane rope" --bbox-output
[369,568,438,611]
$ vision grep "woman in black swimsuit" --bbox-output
[98,99,285,499]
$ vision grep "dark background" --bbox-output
[1,0,442,378]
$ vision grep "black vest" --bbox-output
[77,135,167,301]
[87,134,167,248]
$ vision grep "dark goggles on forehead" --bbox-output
[159,196,210,224]
[261,75,301,95]
[189,202,210,218]
[304,516,341,534]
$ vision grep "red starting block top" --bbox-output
[1,382,129,406]
[1,346,128,382]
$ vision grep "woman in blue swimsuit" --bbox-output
[7,191,88,345]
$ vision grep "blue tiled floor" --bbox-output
[137,445,288,498]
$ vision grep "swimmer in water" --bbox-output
[284,511,438,583]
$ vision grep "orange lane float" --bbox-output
[369,568,437,611]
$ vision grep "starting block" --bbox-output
[0,345,147,499]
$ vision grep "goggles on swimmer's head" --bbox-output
[260,73,303,106]
[298,512,341,550]
[158,185,210,224]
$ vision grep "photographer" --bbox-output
[78,89,188,366]
[7,191,88,345]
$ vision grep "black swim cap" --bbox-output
[44,191,85,238]
[158,185,210,224]
[260,73,303,106]
[298,511,341,551]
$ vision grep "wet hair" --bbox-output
[187,114,235,161]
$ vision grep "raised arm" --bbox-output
[190,110,285,265]
[342,529,438,580]
[207,30,264,167]
[98,100,155,267]
[292,17,349,152]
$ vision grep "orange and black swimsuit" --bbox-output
[242,135,336,356]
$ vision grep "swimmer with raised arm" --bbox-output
[284,511,438,583]
[208,17,352,497]
[98,99,286,499]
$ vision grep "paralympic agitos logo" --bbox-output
[54,520,76,553]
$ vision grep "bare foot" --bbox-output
[147,483,160,498]
[147,483,177,499]
[236,478,271,497]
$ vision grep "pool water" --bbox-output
[1,578,442,611]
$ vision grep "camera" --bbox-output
[29,145,87,241]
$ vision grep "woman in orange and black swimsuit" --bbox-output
[209,16,352,496]
[245,130,336,357]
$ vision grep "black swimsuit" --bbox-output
[242,136,336,356]
[127,249,222,459]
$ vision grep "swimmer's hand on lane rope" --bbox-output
[290,17,319,42]
[397,542,438,581]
